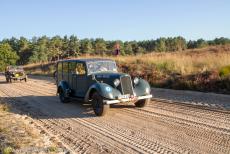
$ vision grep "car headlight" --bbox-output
[145,87,150,94]
[105,86,112,92]
[113,79,120,87]
[133,77,139,85]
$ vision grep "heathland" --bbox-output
[24,45,230,94]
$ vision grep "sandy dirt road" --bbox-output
[0,75,230,154]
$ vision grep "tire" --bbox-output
[91,92,109,116]
[135,98,150,108]
[59,88,70,103]
[24,78,27,82]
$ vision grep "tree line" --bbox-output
[0,35,230,70]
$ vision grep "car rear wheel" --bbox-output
[59,88,70,103]
[135,98,150,108]
[91,92,109,116]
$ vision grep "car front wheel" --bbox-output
[91,92,109,116]
[135,98,150,108]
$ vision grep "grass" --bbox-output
[113,45,230,75]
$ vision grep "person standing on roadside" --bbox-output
[114,42,120,56]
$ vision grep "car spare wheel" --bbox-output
[134,98,150,108]
[92,92,109,116]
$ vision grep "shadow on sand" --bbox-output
[0,95,136,120]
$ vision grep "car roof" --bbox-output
[7,65,23,69]
[58,58,115,63]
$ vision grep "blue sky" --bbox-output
[1,0,230,41]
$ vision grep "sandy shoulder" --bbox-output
[0,103,68,154]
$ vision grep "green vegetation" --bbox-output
[2,147,13,154]
[47,146,58,152]
[219,65,230,77]
[0,43,19,71]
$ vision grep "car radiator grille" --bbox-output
[120,76,134,95]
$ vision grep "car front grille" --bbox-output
[120,76,134,95]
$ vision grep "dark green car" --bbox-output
[56,58,152,116]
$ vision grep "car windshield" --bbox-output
[87,61,117,74]
[8,66,24,72]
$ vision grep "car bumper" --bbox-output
[104,94,152,105]
[10,76,26,79]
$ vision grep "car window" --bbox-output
[58,62,62,73]
[63,62,68,73]
[76,63,86,75]
[6,66,23,72]
[87,61,117,74]
[69,62,76,74]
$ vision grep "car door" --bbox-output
[72,62,88,97]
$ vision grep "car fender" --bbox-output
[84,82,121,102]
[57,80,71,97]
[133,79,151,96]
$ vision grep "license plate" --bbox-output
[118,94,130,99]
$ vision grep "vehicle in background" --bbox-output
[55,58,152,116]
[5,66,27,83]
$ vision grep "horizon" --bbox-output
[1,0,230,41]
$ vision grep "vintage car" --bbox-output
[5,66,27,83]
[56,59,152,116]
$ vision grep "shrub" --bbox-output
[2,146,14,154]
[219,65,230,77]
